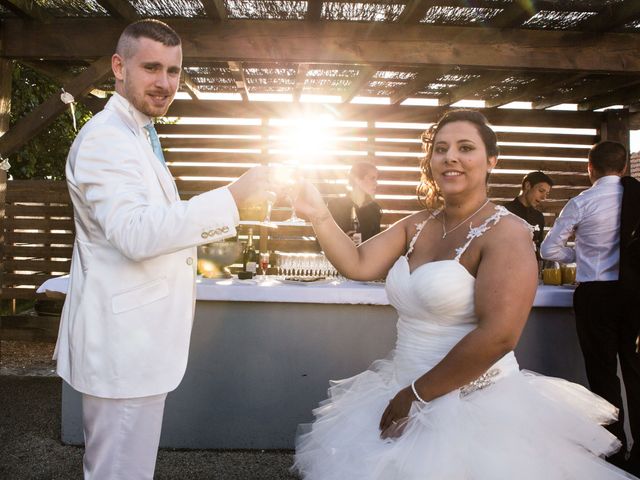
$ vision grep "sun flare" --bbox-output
[269,115,337,164]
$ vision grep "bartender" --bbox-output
[504,170,553,255]
[327,162,382,244]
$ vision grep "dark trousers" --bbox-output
[574,281,640,472]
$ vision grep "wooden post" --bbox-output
[601,110,631,172]
[0,59,12,314]
[259,117,269,254]
[367,120,375,161]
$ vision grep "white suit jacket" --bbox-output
[55,93,239,398]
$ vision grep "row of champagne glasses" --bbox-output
[274,252,339,278]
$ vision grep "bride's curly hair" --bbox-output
[417,110,499,209]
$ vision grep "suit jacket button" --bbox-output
[201,232,208,239]
[186,257,194,265]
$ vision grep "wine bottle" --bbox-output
[350,206,362,245]
[243,228,258,275]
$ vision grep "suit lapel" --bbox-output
[141,139,180,202]
[106,96,179,203]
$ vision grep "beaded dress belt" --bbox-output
[459,368,502,398]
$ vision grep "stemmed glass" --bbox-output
[259,252,270,277]
[262,190,277,227]
[269,162,306,225]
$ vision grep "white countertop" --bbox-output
[37,275,575,307]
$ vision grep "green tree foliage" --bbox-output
[8,63,93,180]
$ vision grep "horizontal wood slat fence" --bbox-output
[1,113,598,304]
[1,180,74,304]
[158,113,595,252]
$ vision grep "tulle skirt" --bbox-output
[293,352,635,480]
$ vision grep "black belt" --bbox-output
[578,280,619,287]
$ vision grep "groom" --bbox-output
[54,19,270,479]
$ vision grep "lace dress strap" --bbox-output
[453,206,510,262]
[406,209,441,258]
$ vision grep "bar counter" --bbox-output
[51,276,585,449]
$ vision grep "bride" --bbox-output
[291,110,636,479]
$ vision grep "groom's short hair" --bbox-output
[116,19,181,59]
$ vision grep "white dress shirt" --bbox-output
[540,175,622,282]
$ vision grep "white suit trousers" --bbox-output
[82,392,167,480]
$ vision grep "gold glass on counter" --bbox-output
[542,261,562,286]
[560,263,577,285]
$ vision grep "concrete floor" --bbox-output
[0,376,299,479]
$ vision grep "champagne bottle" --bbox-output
[243,228,258,275]
[350,206,362,246]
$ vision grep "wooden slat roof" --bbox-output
[2,0,640,112]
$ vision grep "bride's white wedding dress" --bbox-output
[294,207,636,479]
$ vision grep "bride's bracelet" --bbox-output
[411,380,428,404]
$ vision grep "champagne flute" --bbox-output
[269,163,306,225]
[263,190,277,226]
[283,192,303,224]
[259,251,270,277]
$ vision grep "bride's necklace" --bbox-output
[441,199,490,239]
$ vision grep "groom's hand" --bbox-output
[228,165,283,208]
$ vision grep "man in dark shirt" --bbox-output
[504,171,553,254]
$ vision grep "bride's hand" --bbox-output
[379,387,414,439]
[292,181,331,224]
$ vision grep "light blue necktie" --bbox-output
[144,123,166,164]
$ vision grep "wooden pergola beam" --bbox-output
[151,98,603,128]
[95,0,138,21]
[390,66,450,105]
[19,60,109,109]
[0,56,113,158]
[227,61,249,101]
[482,75,538,109]
[487,1,536,28]
[0,0,50,22]
[4,19,640,74]
[342,66,377,103]
[305,0,323,21]
[578,85,640,112]
[484,73,586,108]
[439,71,507,106]
[0,59,10,136]
[579,2,640,32]
[201,0,227,21]
[292,64,310,102]
[397,0,437,24]
[181,71,201,101]
[534,76,640,110]
[20,60,77,85]
[80,96,602,129]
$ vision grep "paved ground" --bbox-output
[0,341,299,480]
